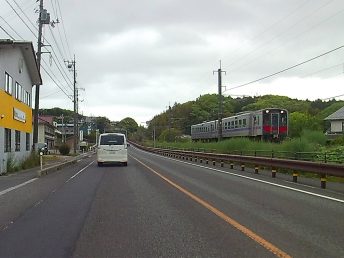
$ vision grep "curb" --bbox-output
[37,152,94,177]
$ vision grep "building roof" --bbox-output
[324,106,344,121]
[0,39,42,85]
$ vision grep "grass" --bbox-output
[139,130,344,183]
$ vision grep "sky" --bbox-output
[1,0,344,125]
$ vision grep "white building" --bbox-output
[324,106,344,139]
[0,40,42,173]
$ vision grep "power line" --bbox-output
[0,15,24,40]
[5,0,37,38]
[41,65,73,100]
[4,0,74,99]
[230,0,338,73]
[41,58,73,95]
[56,0,72,59]
[224,44,344,92]
[322,93,344,101]
[0,24,15,39]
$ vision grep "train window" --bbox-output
[231,121,234,129]
[280,113,287,126]
[243,119,247,127]
[224,122,228,130]
[239,120,242,127]
[235,120,238,128]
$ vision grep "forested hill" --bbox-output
[148,94,344,138]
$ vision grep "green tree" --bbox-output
[158,128,182,142]
[118,117,139,135]
[289,112,320,137]
[95,117,110,133]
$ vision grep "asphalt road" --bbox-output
[0,147,343,258]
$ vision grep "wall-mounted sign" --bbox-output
[13,108,26,123]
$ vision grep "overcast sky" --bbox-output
[1,0,344,125]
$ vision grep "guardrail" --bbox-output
[155,146,344,164]
[130,141,344,189]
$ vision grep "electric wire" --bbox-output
[224,44,344,92]
[0,15,24,40]
[0,24,15,39]
[227,0,311,68]
[5,0,37,38]
[3,1,74,98]
[49,1,67,58]
[230,0,337,72]
[7,0,74,88]
[41,65,73,100]
[56,0,72,59]
[322,93,344,101]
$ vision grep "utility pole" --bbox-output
[33,0,50,150]
[213,61,226,141]
[65,55,77,154]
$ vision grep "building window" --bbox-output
[26,133,30,151]
[5,72,13,94]
[15,82,23,101]
[5,128,11,152]
[24,91,31,106]
[15,130,20,151]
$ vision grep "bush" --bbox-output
[6,153,17,173]
[21,152,40,170]
[59,144,70,155]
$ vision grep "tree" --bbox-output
[289,112,320,137]
[118,117,139,135]
[95,117,110,133]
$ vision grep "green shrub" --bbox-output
[21,152,40,170]
[301,130,327,146]
[59,144,70,155]
[6,153,17,173]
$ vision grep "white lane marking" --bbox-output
[66,160,94,183]
[0,178,38,197]
[130,147,344,204]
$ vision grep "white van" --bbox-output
[97,133,128,166]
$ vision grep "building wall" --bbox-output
[0,47,33,173]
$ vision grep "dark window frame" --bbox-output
[15,130,21,151]
[26,133,30,151]
[5,128,11,152]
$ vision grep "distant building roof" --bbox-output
[0,39,42,85]
[324,106,344,121]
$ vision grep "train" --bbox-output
[191,108,288,141]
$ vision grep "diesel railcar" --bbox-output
[191,108,288,141]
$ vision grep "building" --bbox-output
[324,106,344,139]
[38,115,56,151]
[0,40,42,173]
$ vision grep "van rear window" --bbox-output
[100,135,124,145]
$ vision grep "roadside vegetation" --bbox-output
[6,152,40,173]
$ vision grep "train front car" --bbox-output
[261,108,288,141]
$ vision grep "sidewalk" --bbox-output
[0,153,91,193]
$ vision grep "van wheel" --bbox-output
[123,162,128,166]
[98,162,103,167]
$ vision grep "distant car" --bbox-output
[97,133,128,166]
[37,143,48,155]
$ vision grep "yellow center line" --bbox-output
[132,156,292,258]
